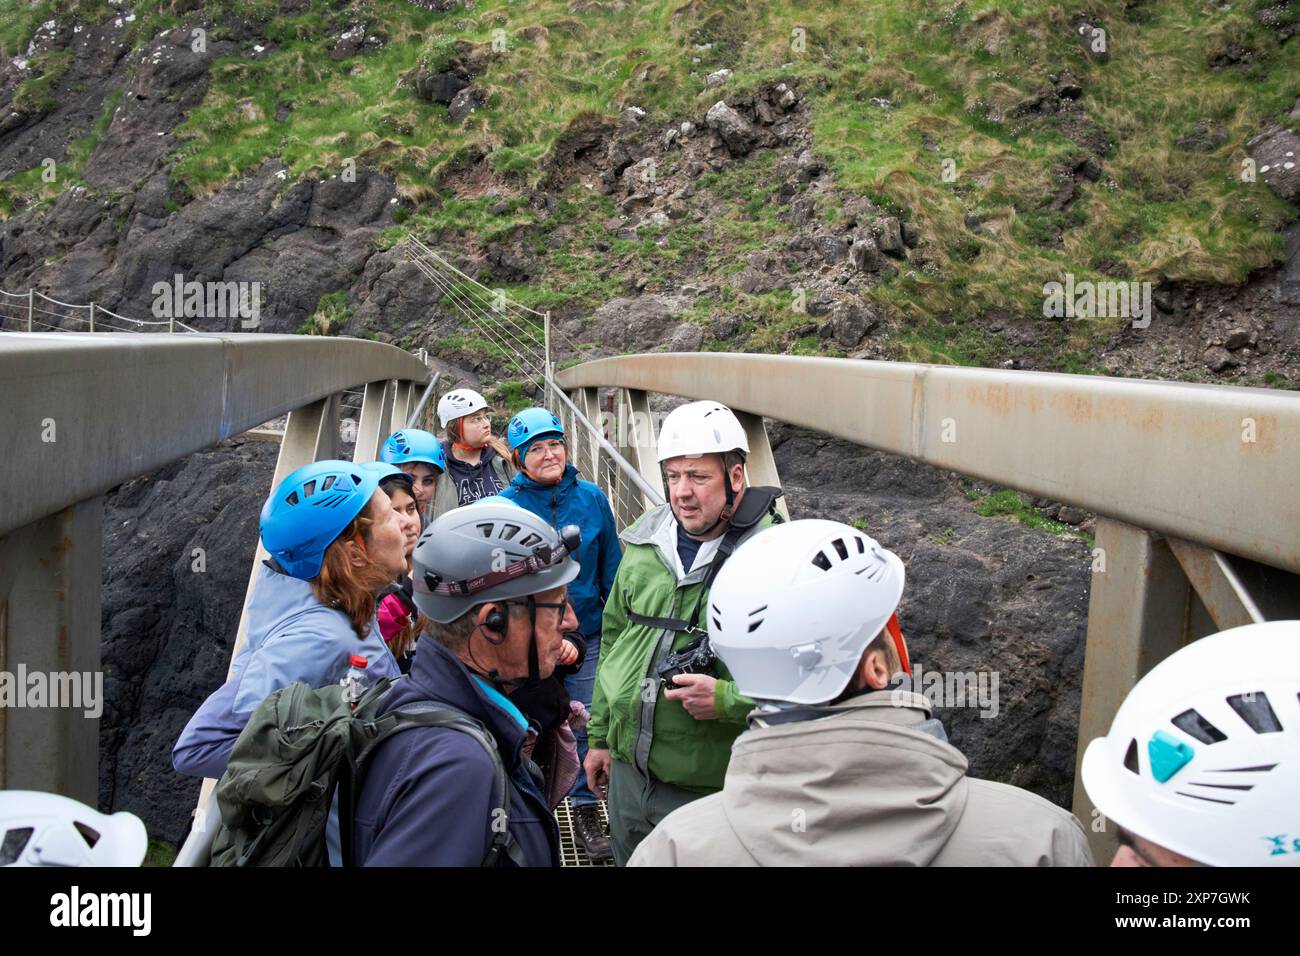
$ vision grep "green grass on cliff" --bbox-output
[2,0,1297,368]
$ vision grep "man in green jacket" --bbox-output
[583,400,778,865]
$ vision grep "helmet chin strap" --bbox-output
[465,598,542,690]
[525,595,540,683]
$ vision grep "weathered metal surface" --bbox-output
[1166,538,1266,631]
[354,379,396,464]
[0,333,428,538]
[0,498,103,802]
[733,410,791,521]
[1072,519,1192,863]
[557,354,1300,574]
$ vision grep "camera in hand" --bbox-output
[658,634,718,689]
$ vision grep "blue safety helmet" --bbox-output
[506,407,565,453]
[361,460,414,489]
[260,460,383,580]
[380,428,447,473]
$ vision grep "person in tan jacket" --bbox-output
[629,518,1094,867]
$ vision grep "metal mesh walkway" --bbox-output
[555,798,616,868]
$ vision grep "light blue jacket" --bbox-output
[173,562,400,864]
[173,561,400,778]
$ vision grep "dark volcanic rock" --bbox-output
[2,162,397,332]
[586,293,692,353]
[0,18,133,181]
[704,100,759,156]
[1249,125,1300,202]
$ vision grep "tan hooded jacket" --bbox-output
[628,691,1094,867]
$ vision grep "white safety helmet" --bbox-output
[1081,620,1300,866]
[437,388,489,430]
[656,400,749,462]
[0,791,148,867]
[708,519,905,704]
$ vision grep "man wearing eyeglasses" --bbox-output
[351,501,582,866]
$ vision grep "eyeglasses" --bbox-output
[505,593,570,625]
[463,411,491,425]
[525,439,566,459]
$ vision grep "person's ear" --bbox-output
[344,537,368,569]
[729,462,745,493]
[481,603,508,636]
[858,647,892,691]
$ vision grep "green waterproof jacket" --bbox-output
[589,501,775,793]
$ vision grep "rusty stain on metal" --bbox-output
[1052,391,1099,425]
[964,383,1013,417]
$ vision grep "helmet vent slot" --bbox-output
[501,524,521,541]
[712,616,722,630]
[856,561,885,581]
[520,533,543,548]
[1206,764,1276,773]
[321,475,336,491]
[811,551,832,571]
[285,491,300,506]
[1226,692,1282,733]
[1175,791,1235,805]
[302,480,316,498]
[1123,738,1140,775]
[476,523,494,538]
[855,537,865,553]
[832,538,849,560]
[747,620,763,633]
[0,828,33,866]
[74,822,100,848]
[1172,709,1227,744]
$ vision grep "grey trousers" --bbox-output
[607,758,706,866]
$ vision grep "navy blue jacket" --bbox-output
[499,464,622,639]
[351,638,560,867]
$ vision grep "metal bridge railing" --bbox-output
[0,333,430,816]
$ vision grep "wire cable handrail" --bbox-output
[407,236,549,319]
[1,288,213,334]
[403,234,665,523]
[33,290,93,310]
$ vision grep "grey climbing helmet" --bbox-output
[411,501,581,623]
